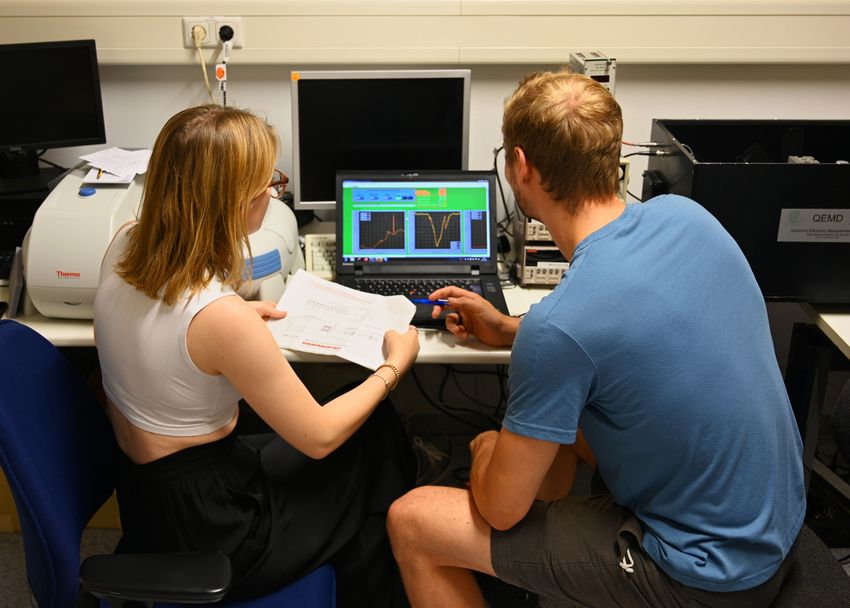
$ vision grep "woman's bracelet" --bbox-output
[375,361,401,389]
[367,372,391,400]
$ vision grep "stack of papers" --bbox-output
[269,270,416,370]
[80,147,152,184]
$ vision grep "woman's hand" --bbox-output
[245,300,287,322]
[384,325,420,375]
[429,286,518,347]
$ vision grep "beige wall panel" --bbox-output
[0,1,461,17]
[4,1,847,17]
[0,2,848,63]
[458,15,850,63]
[462,0,850,16]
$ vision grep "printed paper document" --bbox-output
[79,147,152,177]
[81,168,135,184]
[269,269,415,370]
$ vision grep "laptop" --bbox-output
[335,171,509,327]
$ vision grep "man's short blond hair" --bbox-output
[502,71,623,213]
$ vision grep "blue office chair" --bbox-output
[0,320,335,607]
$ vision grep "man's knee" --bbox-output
[387,486,443,556]
[388,487,426,539]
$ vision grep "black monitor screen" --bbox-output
[291,70,470,210]
[0,39,105,154]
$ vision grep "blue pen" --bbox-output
[409,298,449,306]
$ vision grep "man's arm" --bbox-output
[469,428,562,530]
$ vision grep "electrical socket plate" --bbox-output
[182,17,213,48]
[182,16,244,49]
[213,16,244,49]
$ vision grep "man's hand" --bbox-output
[468,429,561,531]
[428,286,519,347]
[245,300,287,322]
[469,430,500,501]
[469,430,499,464]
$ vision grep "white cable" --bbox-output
[618,548,635,574]
[622,140,663,148]
[192,25,215,103]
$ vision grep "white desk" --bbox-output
[802,304,850,361]
[790,304,850,502]
[3,284,551,364]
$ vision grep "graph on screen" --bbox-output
[469,210,488,250]
[414,211,460,250]
[357,211,405,250]
[340,177,493,262]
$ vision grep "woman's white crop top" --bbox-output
[93,226,242,436]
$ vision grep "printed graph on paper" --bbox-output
[414,211,460,250]
[358,211,405,250]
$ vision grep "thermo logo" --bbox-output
[55,270,81,278]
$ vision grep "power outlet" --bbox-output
[183,16,244,49]
[182,17,213,48]
[213,17,244,49]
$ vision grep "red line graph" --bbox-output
[360,212,406,249]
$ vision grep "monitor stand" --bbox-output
[0,168,65,196]
[0,151,65,195]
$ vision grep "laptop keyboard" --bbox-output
[352,278,482,299]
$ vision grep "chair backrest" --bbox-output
[770,524,850,607]
[0,320,118,608]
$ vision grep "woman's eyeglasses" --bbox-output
[269,169,289,199]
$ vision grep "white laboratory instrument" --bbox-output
[23,168,304,319]
[23,169,143,319]
[237,199,305,303]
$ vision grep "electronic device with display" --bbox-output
[290,69,470,211]
[334,171,507,326]
[0,39,106,194]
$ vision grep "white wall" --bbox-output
[47,62,850,183]
[42,61,850,366]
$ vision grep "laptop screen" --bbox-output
[336,172,496,270]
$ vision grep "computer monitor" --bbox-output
[0,39,106,187]
[336,172,496,266]
[290,69,470,211]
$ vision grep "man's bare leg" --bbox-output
[387,485,495,608]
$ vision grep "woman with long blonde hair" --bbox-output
[94,104,419,605]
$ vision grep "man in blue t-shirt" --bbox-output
[387,71,805,608]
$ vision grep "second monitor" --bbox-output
[290,69,470,211]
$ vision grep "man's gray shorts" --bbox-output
[490,495,795,608]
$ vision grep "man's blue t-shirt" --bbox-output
[504,195,805,592]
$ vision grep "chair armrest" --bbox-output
[80,551,231,604]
